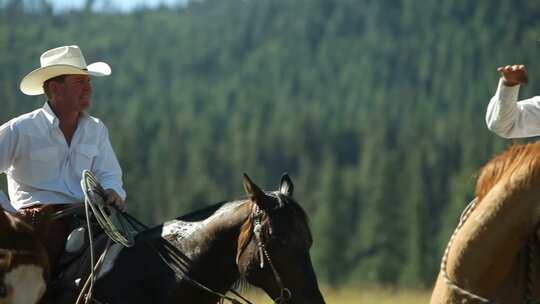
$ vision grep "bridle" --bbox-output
[153,194,294,304]
[251,194,292,304]
[0,248,38,265]
[77,180,295,304]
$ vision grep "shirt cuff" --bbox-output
[496,78,520,103]
[100,183,127,201]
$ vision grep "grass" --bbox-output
[239,286,431,304]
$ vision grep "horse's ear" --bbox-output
[279,173,294,197]
[243,173,266,203]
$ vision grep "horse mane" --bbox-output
[231,277,252,294]
[475,141,540,202]
[236,202,256,265]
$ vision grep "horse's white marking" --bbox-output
[2,265,46,304]
[161,221,202,241]
[161,201,246,257]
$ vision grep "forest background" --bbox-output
[1,0,539,293]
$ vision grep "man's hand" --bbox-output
[104,189,126,211]
[497,64,528,86]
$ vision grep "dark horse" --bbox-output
[52,174,325,304]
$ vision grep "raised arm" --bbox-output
[485,65,540,138]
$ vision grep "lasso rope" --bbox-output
[78,170,139,304]
[79,170,249,304]
[80,170,135,247]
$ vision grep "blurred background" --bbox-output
[2,0,540,302]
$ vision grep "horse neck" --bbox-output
[447,165,540,298]
[200,200,253,254]
[168,200,252,292]
[206,200,253,230]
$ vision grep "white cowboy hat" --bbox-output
[20,45,111,96]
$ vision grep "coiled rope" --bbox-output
[78,170,139,304]
[80,170,135,247]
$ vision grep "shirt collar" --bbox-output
[41,101,90,126]
[42,101,58,125]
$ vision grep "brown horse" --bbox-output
[0,210,48,304]
[51,173,325,304]
[431,142,540,303]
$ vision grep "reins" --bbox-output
[75,171,291,304]
[151,195,292,304]
[76,170,143,304]
[0,248,37,276]
[66,197,250,304]
[442,197,539,304]
[149,238,252,304]
[121,210,253,304]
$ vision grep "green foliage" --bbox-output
[0,0,536,287]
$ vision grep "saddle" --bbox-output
[15,171,140,302]
[56,208,105,275]
[45,206,120,302]
[47,170,142,302]
[16,204,73,280]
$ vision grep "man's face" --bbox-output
[53,74,93,113]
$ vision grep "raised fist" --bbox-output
[497,65,528,86]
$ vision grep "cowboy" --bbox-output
[0,45,126,277]
[485,64,538,138]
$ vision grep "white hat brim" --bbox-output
[20,62,111,96]
[87,62,111,77]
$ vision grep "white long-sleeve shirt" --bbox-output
[486,78,540,138]
[0,102,126,210]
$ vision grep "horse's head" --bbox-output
[236,174,325,304]
[0,211,47,304]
